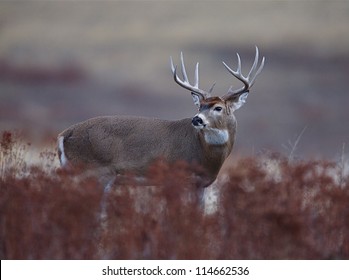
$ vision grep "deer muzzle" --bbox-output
[192,115,205,127]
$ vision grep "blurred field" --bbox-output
[0,1,348,159]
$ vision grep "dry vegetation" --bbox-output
[0,131,348,260]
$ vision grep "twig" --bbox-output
[282,126,307,162]
[339,142,346,188]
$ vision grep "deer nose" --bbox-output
[192,115,204,127]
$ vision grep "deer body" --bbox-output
[58,47,264,186]
[58,114,235,181]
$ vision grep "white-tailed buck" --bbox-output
[57,47,265,186]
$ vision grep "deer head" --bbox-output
[170,46,265,145]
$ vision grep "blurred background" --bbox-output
[0,1,348,160]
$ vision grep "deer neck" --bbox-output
[196,124,235,177]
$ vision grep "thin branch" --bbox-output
[283,126,307,163]
[339,142,346,188]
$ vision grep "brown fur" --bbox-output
[58,114,236,185]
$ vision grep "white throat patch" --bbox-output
[204,129,229,145]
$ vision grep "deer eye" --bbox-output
[214,106,223,112]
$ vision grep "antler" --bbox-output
[222,46,265,100]
[170,52,212,99]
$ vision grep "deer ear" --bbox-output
[227,92,249,112]
[191,92,204,108]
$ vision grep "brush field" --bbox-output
[1,131,348,259]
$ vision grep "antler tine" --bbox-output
[246,46,265,87]
[222,46,265,99]
[194,62,199,88]
[223,53,249,91]
[208,82,216,93]
[236,53,242,76]
[249,55,265,87]
[170,53,211,99]
[247,46,259,80]
[170,56,176,74]
[180,52,189,83]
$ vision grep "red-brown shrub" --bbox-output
[0,131,348,259]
